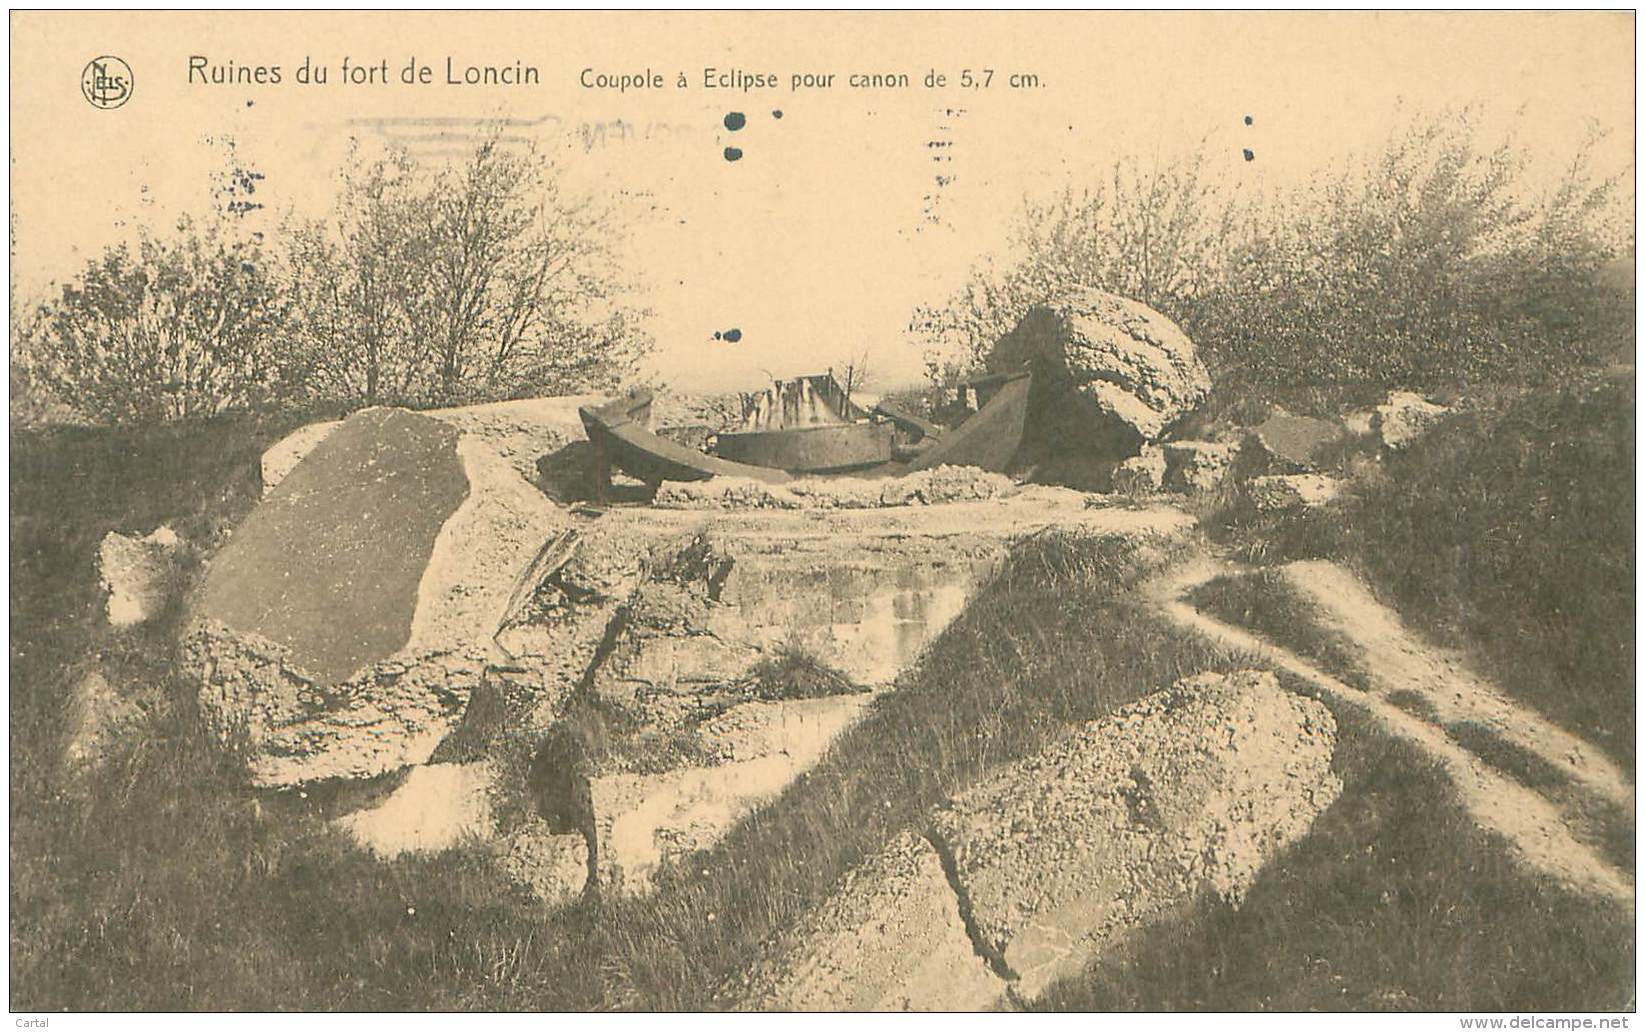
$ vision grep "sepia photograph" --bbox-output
[6,9,1637,1019]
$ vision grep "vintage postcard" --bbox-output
[8,9,1636,1020]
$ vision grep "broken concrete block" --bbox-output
[724,831,1009,1011]
[1161,441,1236,493]
[336,762,493,857]
[495,817,590,906]
[1245,474,1344,512]
[988,288,1212,443]
[185,407,571,786]
[98,526,182,627]
[1374,391,1450,451]
[1248,413,1345,471]
[1111,445,1167,493]
[930,670,1341,1000]
[590,579,763,725]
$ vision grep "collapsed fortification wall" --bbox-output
[727,670,1342,1010]
[185,403,1196,903]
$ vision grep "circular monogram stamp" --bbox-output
[81,56,133,110]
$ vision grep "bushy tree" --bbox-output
[284,146,431,406]
[916,112,1631,391]
[26,217,292,423]
[23,128,654,425]
[911,148,1233,377]
[286,130,652,408]
[1200,114,1629,386]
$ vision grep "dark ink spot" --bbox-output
[1243,114,1253,126]
[1243,149,1255,162]
[723,328,743,343]
[724,111,746,131]
[723,147,743,163]
[246,99,255,108]
[772,109,783,119]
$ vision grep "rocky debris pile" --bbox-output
[646,389,749,433]
[729,669,1341,1010]
[989,288,1212,445]
[1246,474,1343,512]
[653,465,1018,510]
[184,407,569,787]
[1374,391,1451,450]
[98,526,184,627]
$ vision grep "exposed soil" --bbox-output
[1278,560,1633,812]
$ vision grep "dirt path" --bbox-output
[1278,560,1634,811]
[1148,556,1634,907]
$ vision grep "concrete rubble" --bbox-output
[1374,391,1451,451]
[1245,473,1344,512]
[1111,445,1167,493]
[98,525,183,627]
[184,384,1203,909]
[730,669,1341,1009]
[1161,441,1236,493]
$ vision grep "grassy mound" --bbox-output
[1347,376,1636,769]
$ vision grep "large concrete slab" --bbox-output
[930,669,1342,999]
[725,831,1009,1011]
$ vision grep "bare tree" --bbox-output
[288,126,653,408]
[837,347,873,406]
[286,144,430,406]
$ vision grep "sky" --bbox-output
[10,11,1636,391]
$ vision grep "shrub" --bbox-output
[915,112,1630,394]
[24,218,295,424]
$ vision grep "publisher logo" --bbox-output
[81,56,133,109]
